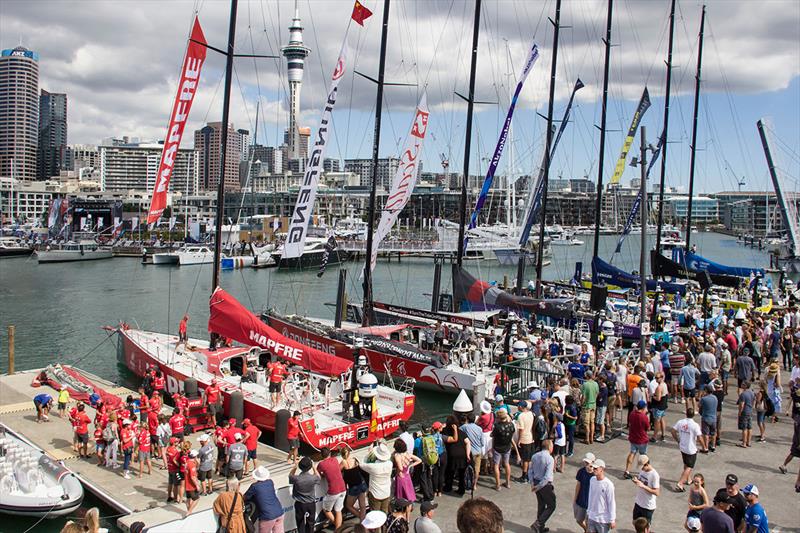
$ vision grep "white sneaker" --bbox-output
[124,471,131,479]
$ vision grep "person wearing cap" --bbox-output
[413,500,441,533]
[528,439,556,533]
[515,401,535,483]
[386,497,413,533]
[225,432,248,490]
[286,411,301,464]
[184,448,201,516]
[245,466,284,532]
[242,419,261,475]
[429,421,447,497]
[165,436,182,503]
[491,408,519,491]
[700,488,735,533]
[699,383,719,453]
[289,456,320,533]
[742,484,769,533]
[670,407,702,492]
[586,458,616,533]
[624,400,650,479]
[573,453,595,533]
[362,509,388,532]
[632,455,660,528]
[197,433,215,495]
[360,441,394,516]
[686,515,702,532]
[724,473,748,532]
[528,380,544,417]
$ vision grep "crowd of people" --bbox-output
[44,298,799,532]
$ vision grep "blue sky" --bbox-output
[2,0,798,193]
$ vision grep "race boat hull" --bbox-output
[117,328,414,449]
[151,252,179,265]
[275,249,348,270]
[35,249,113,263]
[265,314,492,394]
[0,248,33,258]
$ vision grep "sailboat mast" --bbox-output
[361,0,390,327]
[211,0,239,290]
[757,120,800,257]
[592,0,616,257]
[654,0,676,255]
[534,0,562,297]
[591,0,613,262]
[685,5,706,251]
[455,0,482,268]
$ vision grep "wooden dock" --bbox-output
[0,368,302,532]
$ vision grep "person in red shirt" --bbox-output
[225,418,240,446]
[318,446,347,529]
[93,423,105,466]
[242,419,261,474]
[120,419,135,479]
[147,410,160,458]
[68,403,81,453]
[137,424,152,478]
[169,407,187,440]
[214,421,232,475]
[165,437,182,503]
[184,449,201,515]
[624,400,651,479]
[178,314,189,344]
[266,359,288,407]
[172,392,189,417]
[138,387,150,423]
[73,403,91,459]
[286,410,301,463]
[203,379,221,427]
[150,390,162,414]
[153,370,166,395]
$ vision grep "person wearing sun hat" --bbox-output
[360,440,394,516]
[766,361,783,423]
[245,465,285,531]
[362,509,388,532]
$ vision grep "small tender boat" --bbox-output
[0,425,84,518]
[0,236,33,258]
[35,241,113,263]
[175,245,215,265]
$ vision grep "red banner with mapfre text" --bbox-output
[146,17,207,225]
[208,288,354,377]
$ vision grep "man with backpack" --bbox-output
[461,414,484,491]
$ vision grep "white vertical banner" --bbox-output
[283,45,349,259]
[369,94,430,273]
[130,217,139,232]
[169,216,177,231]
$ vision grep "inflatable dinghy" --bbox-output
[0,425,84,517]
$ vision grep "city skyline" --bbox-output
[1,0,798,195]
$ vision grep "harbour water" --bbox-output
[0,232,778,532]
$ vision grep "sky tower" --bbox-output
[281,2,310,161]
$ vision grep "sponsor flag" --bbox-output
[130,217,139,232]
[613,129,664,254]
[112,217,122,238]
[369,396,379,434]
[369,94,430,272]
[47,199,59,229]
[283,48,350,258]
[609,87,651,185]
[317,235,338,278]
[80,217,88,231]
[351,0,373,26]
[518,78,585,246]
[467,44,539,247]
[146,18,207,225]
[97,217,104,230]
[169,216,177,231]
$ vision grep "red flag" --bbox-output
[351,0,372,26]
[147,17,207,225]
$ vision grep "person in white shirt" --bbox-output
[358,442,394,516]
[670,408,702,492]
[586,459,616,533]
[632,454,660,528]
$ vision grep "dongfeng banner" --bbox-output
[146,18,207,225]
[368,94,429,273]
[283,1,373,259]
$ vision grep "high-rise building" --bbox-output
[0,46,39,181]
[194,122,245,192]
[281,5,310,161]
[99,142,198,194]
[344,157,400,190]
[66,144,100,177]
[38,89,67,180]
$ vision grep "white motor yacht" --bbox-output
[0,236,33,258]
[35,241,113,263]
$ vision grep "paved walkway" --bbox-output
[427,373,799,532]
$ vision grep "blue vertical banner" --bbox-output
[465,42,540,249]
[518,78,585,246]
